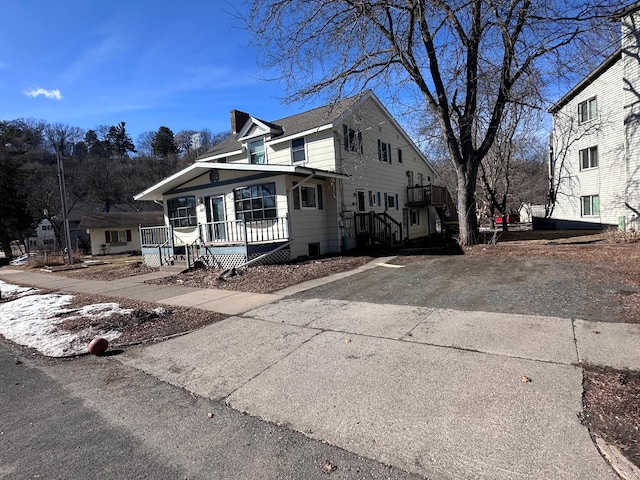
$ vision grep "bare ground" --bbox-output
[8,233,640,469]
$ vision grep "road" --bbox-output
[0,341,422,480]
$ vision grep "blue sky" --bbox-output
[0,0,307,142]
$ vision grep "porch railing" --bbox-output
[407,185,458,221]
[355,211,402,247]
[199,216,290,244]
[140,225,172,246]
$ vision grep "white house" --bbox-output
[135,91,455,269]
[27,219,56,251]
[548,2,640,231]
[78,211,164,256]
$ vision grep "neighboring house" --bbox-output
[135,91,455,269]
[548,2,640,231]
[27,219,57,251]
[79,212,164,256]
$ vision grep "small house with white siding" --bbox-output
[135,91,455,269]
[79,211,164,256]
[548,2,640,231]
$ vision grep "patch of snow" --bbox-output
[0,280,40,299]
[0,281,125,357]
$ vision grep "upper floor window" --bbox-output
[579,146,598,170]
[582,194,599,216]
[343,125,363,153]
[249,139,265,164]
[292,138,306,163]
[234,182,277,220]
[397,148,403,163]
[378,140,392,163]
[168,196,197,227]
[578,97,597,124]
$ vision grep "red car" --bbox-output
[494,213,520,224]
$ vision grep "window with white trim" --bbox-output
[168,196,197,227]
[578,97,597,124]
[105,230,131,245]
[293,183,323,210]
[579,146,598,170]
[291,138,306,163]
[581,195,599,216]
[248,138,266,164]
[385,193,399,210]
[234,182,277,220]
[398,148,403,163]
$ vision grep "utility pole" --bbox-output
[55,147,74,265]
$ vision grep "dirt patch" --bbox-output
[148,255,375,293]
[56,260,158,281]
[54,293,224,347]
[582,366,640,468]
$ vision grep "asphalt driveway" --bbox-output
[292,254,630,323]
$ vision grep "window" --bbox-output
[398,148,403,164]
[385,193,399,210]
[578,97,597,124]
[343,125,363,153]
[410,209,420,225]
[249,139,266,164]
[293,183,323,210]
[234,182,277,220]
[41,224,53,231]
[369,191,378,207]
[105,230,131,245]
[582,195,600,216]
[168,196,197,227]
[292,138,306,163]
[378,140,391,163]
[579,146,598,170]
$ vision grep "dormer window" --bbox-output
[249,139,265,164]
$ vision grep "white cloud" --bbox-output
[24,87,63,100]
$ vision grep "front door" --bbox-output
[210,196,226,241]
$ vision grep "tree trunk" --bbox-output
[456,165,479,246]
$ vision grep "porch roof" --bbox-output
[134,163,348,202]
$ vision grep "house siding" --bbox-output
[550,7,640,231]
[551,58,625,228]
[337,96,438,241]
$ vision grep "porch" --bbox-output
[140,216,291,270]
[354,211,403,248]
[407,185,458,222]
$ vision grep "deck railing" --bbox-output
[140,225,172,246]
[199,216,290,244]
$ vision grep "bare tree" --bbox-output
[247,0,623,244]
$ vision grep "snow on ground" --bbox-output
[0,280,128,357]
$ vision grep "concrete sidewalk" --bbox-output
[2,262,640,479]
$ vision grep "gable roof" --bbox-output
[79,211,164,229]
[548,49,622,114]
[201,92,369,159]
